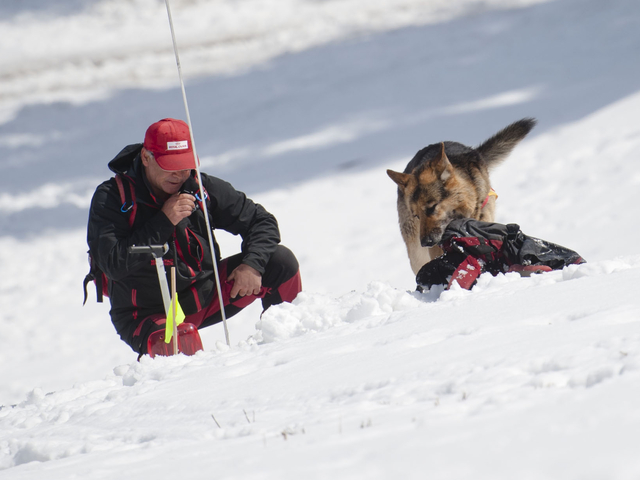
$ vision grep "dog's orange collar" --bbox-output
[481,188,498,209]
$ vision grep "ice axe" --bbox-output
[128,244,203,357]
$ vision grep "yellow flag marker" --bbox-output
[164,296,185,344]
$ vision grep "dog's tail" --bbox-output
[476,118,537,168]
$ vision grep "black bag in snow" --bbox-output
[416,218,585,291]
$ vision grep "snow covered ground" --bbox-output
[2,0,640,478]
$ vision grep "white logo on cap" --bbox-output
[167,141,189,150]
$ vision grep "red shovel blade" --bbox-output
[147,322,204,358]
[507,264,553,277]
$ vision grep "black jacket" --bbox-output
[87,144,280,347]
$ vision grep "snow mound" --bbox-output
[254,257,640,345]
[255,281,425,343]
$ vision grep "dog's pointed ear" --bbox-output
[387,169,411,190]
[434,143,453,181]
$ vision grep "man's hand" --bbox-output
[162,193,196,225]
[228,264,262,298]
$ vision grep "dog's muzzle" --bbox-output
[421,227,445,247]
[421,236,440,248]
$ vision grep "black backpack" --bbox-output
[416,218,585,291]
[82,173,137,305]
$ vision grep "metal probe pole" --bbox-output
[163,0,231,346]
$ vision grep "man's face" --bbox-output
[141,148,191,201]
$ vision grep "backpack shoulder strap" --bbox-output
[114,173,137,227]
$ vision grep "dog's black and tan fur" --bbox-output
[387,118,536,274]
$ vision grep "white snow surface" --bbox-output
[2,0,640,478]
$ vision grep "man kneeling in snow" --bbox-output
[85,118,302,356]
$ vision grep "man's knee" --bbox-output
[262,245,301,307]
[264,245,299,283]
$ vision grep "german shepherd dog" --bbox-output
[387,118,536,275]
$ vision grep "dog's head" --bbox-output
[387,143,475,247]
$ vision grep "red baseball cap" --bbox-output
[143,118,197,171]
